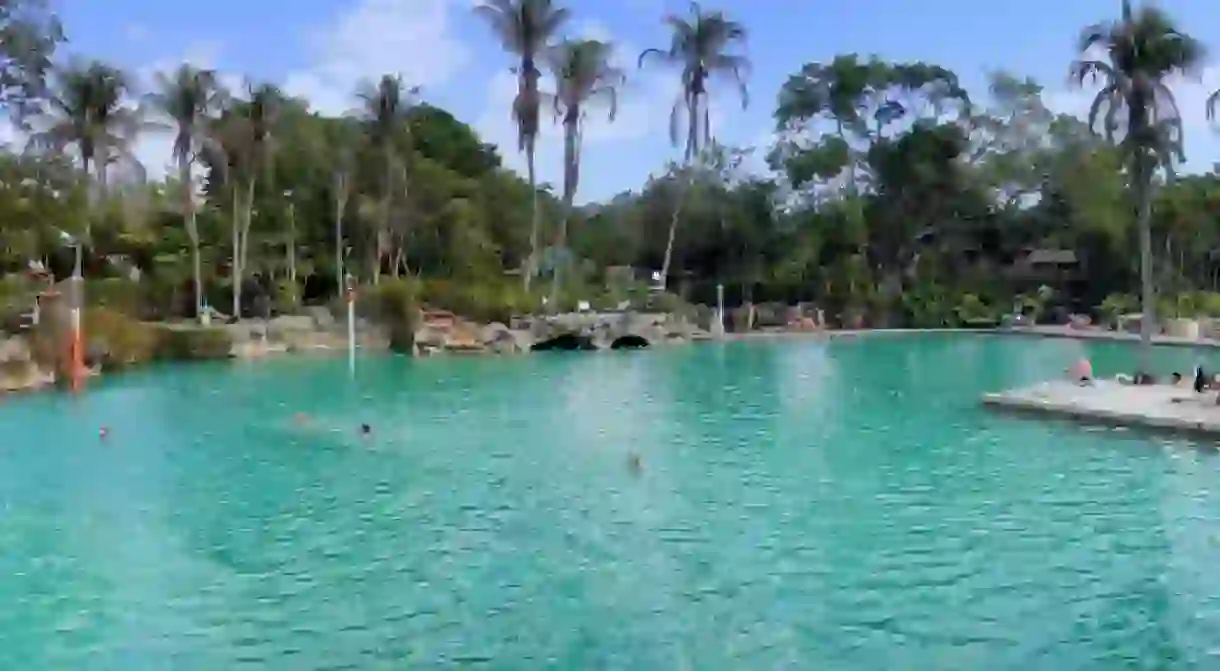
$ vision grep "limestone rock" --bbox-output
[0,336,32,363]
[305,305,336,330]
[0,359,53,393]
[481,322,522,354]
[267,315,316,336]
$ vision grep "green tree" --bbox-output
[29,60,141,241]
[0,0,64,123]
[210,82,283,317]
[638,1,749,289]
[146,64,226,319]
[474,0,569,293]
[546,39,624,307]
[1070,0,1204,370]
[355,74,418,284]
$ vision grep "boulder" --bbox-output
[0,359,53,393]
[267,315,316,338]
[414,323,450,350]
[481,322,522,354]
[305,306,336,330]
[0,336,32,363]
[444,322,485,353]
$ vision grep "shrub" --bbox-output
[152,324,233,361]
[368,278,419,354]
[419,278,539,323]
[1197,292,1220,318]
[85,307,160,369]
[955,293,998,326]
[86,278,144,316]
[1097,293,1137,329]
[902,283,955,327]
[272,278,299,315]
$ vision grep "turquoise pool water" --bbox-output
[3,334,1220,669]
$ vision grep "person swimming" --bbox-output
[627,453,642,475]
[360,423,371,437]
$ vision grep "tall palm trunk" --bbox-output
[233,177,256,319]
[1135,155,1155,373]
[549,121,579,309]
[80,156,93,242]
[286,201,297,306]
[524,140,540,293]
[659,99,700,291]
[335,180,347,299]
[230,188,241,318]
[180,157,202,320]
[375,147,393,286]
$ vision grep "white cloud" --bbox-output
[281,0,470,116]
[1044,64,1220,173]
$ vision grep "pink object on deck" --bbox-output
[1069,358,1093,380]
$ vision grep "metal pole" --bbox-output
[346,274,356,378]
[70,243,84,393]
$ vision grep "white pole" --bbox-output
[346,275,356,378]
[70,243,84,392]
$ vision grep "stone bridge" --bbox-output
[517,311,712,351]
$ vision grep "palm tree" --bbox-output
[146,64,225,320]
[639,2,749,292]
[29,59,141,241]
[329,124,358,299]
[1070,0,1204,373]
[211,82,281,317]
[546,39,624,307]
[474,0,570,293]
[355,74,418,284]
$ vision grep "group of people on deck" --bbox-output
[1069,358,1220,402]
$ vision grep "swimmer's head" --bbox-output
[360,423,371,435]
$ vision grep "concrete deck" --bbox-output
[982,379,1220,439]
[1002,326,1220,349]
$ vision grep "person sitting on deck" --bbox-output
[1171,372,1184,387]
[1068,358,1093,386]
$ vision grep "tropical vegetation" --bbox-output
[2,0,1220,376]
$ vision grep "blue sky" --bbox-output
[51,0,1220,200]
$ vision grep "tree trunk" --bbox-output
[181,157,202,321]
[336,183,347,300]
[659,167,691,292]
[81,157,93,241]
[659,98,702,292]
[376,148,394,287]
[1136,158,1155,373]
[287,202,297,307]
[231,188,241,318]
[524,139,539,293]
[549,122,580,310]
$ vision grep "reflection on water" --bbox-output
[2,336,1220,668]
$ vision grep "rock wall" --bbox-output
[0,336,54,393]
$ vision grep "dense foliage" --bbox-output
[3,0,1220,350]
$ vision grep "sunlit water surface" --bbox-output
[3,334,1220,669]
